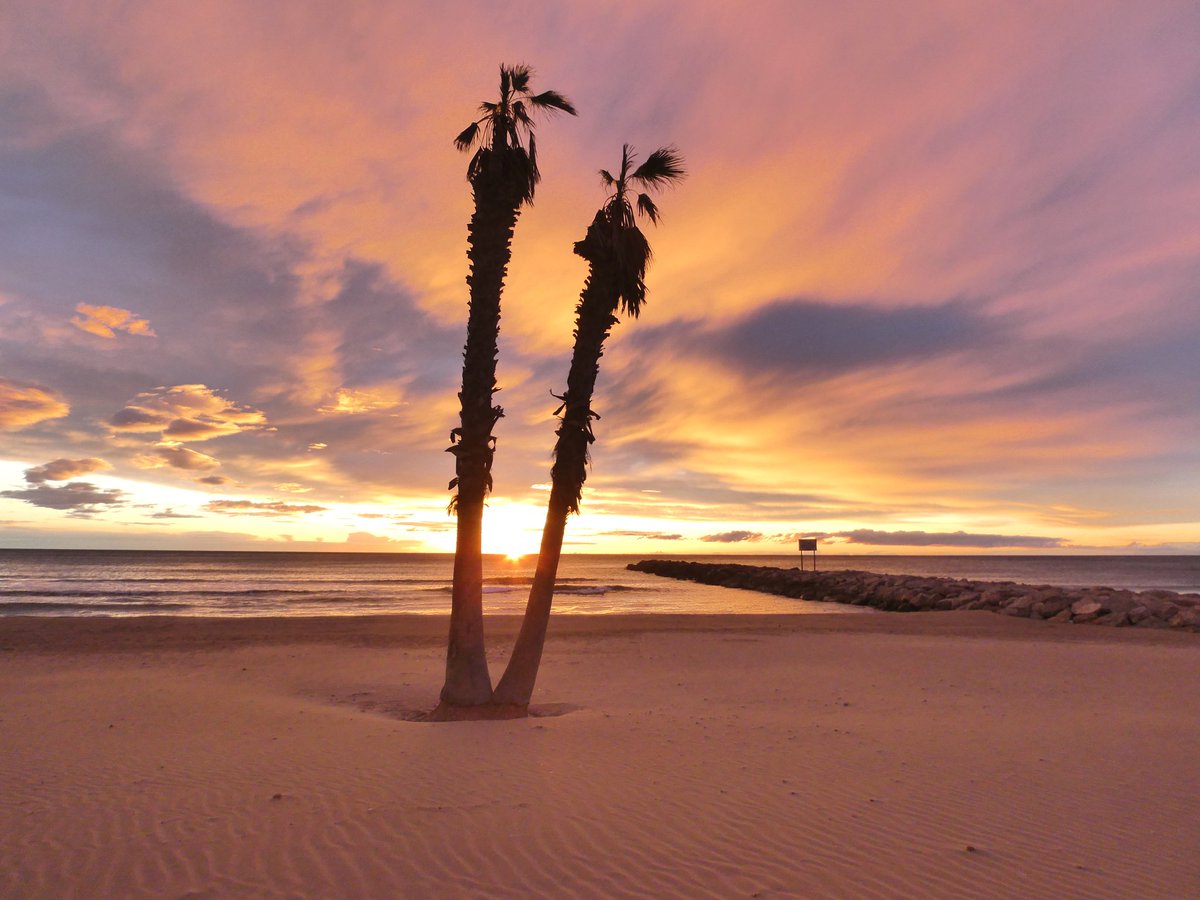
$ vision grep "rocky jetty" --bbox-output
[627,560,1200,631]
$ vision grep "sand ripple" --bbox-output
[2,617,1198,897]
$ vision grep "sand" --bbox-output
[2,612,1198,898]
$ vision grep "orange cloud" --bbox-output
[0,377,69,429]
[138,445,221,472]
[317,387,402,415]
[205,499,325,516]
[24,457,111,483]
[71,303,156,339]
[111,385,265,441]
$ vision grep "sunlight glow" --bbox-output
[481,502,545,559]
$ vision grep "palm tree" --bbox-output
[493,144,685,710]
[439,65,576,713]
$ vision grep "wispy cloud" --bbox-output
[204,499,326,516]
[700,530,764,544]
[150,508,202,519]
[597,530,684,541]
[138,445,220,472]
[317,387,403,415]
[829,529,1067,550]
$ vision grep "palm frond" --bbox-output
[511,149,537,205]
[636,193,660,224]
[479,101,498,114]
[528,132,539,186]
[499,66,511,95]
[615,223,651,318]
[466,147,488,182]
[454,122,480,151]
[512,100,531,127]
[529,90,578,116]
[631,146,686,189]
[507,64,532,93]
[599,169,616,187]
[617,197,636,229]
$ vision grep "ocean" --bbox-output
[0,550,1197,618]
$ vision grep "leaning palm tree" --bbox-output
[493,144,685,710]
[439,65,576,713]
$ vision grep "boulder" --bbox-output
[1001,597,1035,617]
[1036,596,1073,617]
[1169,608,1200,629]
[1070,599,1103,617]
[1008,595,1037,615]
[1099,595,1135,616]
[912,592,940,614]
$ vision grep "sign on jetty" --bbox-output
[627,560,1200,631]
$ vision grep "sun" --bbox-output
[481,501,543,560]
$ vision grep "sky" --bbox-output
[1,1,1198,556]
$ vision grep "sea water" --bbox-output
[0,549,1196,617]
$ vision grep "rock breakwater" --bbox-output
[627,560,1200,631]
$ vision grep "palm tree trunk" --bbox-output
[490,487,570,710]
[439,179,521,710]
[493,268,617,709]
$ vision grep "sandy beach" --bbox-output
[2,612,1198,898]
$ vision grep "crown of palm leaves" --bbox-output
[588,144,685,316]
[599,144,686,228]
[453,64,576,202]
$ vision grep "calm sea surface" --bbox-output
[0,550,1196,618]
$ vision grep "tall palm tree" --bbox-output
[439,65,576,713]
[493,144,685,710]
